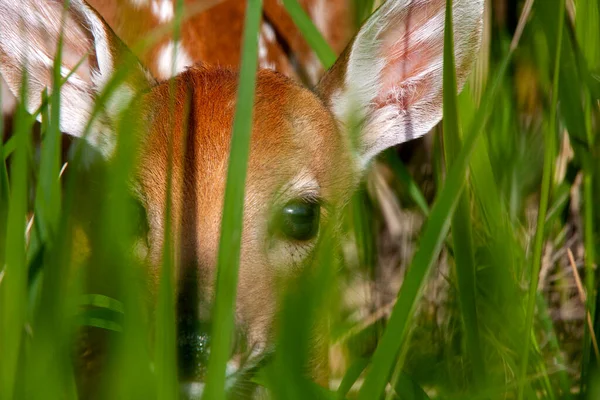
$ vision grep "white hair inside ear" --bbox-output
[0,0,154,158]
[319,0,484,168]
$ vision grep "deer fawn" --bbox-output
[0,0,483,397]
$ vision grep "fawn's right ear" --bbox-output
[317,0,484,168]
[0,0,155,156]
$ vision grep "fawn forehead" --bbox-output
[141,66,353,206]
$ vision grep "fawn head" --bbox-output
[0,0,483,394]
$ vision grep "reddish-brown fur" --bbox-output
[88,0,353,82]
[137,66,356,347]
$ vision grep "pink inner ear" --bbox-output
[374,0,445,110]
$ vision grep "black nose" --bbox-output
[177,315,211,381]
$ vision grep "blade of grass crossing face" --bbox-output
[155,1,184,398]
[517,1,565,398]
[281,0,337,68]
[441,0,486,387]
[112,95,157,400]
[0,72,31,399]
[357,53,513,400]
[203,1,263,398]
[268,224,339,400]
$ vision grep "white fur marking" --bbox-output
[156,40,193,79]
[262,22,276,43]
[180,382,204,398]
[286,168,320,200]
[311,0,329,41]
[258,32,273,70]
[151,0,174,23]
[305,53,322,86]
[128,0,149,7]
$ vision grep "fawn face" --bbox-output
[0,0,484,394]
[137,67,357,358]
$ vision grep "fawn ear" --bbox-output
[317,0,484,167]
[0,0,154,156]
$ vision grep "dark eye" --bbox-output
[278,200,320,241]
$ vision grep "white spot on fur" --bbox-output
[258,35,268,60]
[128,0,173,23]
[258,32,273,70]
[305,53,321,86]
[128,0,149,7]
[180,382,204,399]
[311,0,329,41]
[258,23,279,70]
[260,61,276,70]
[156,40,192,79]
[262,21,276,43]
[307,0,328,85]
[151,0,174,23]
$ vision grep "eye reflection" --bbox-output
[278,200,320,241]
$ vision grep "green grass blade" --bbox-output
[0,81,9,267]
[576,0,600,388]
[352,0,376,27]
[392,372,430,400]
[203,1,263,398]
[357,52,513,399]
[34,5,65,242]
[383,150,430,216]
[281,0,337,68]
[441,0,486,387]
[535,292,573,397]
[267,223,339,400]
[517,1,566,398]
[576,0,600,70]
[350,188,377,269]
[0,71,31,399]
[155,2,184,398]
[535,0,587,155]
[337,357,369,399]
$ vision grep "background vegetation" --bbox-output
[0,0,599,398]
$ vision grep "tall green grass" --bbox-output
[0,0,599,399]
[204,0,263,398]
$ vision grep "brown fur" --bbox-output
[136,66,355,346]
[88,0,353,82]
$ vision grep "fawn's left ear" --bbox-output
[0,0,154,157]
[317,0,484,167]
